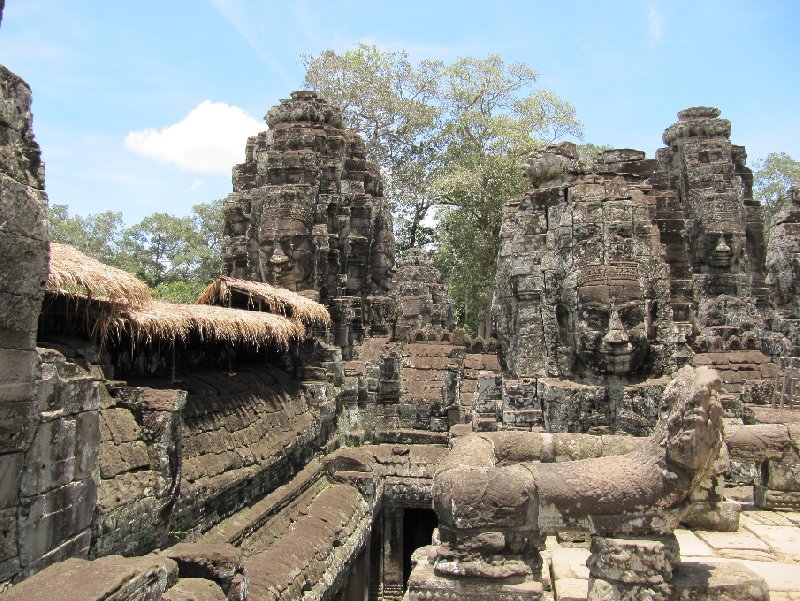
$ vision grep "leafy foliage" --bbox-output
[304,47,582,333]
[49,200,224,302]
[753,152,800,236]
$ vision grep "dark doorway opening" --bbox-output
[402,507,438,587]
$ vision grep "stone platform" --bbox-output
[548,510,800,600]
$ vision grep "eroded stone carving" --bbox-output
[222,91,396,358]
[493,145,674,433]
[420,366,723,600]
[766,188,800,313]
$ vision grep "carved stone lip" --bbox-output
[600,346,633,358]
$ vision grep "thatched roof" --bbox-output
[114,301,305,348]
[197,275,330,325]
[47,244,306,348]
[48,242,151,306]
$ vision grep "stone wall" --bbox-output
[338,340,501,444]
[92,385,185,558]
[0,29,95,586]
[91,366,337,557]
[1,349,101,587]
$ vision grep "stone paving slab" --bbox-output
[553,577,588,601]
[742,510,797,527]
[550,547,590,580]
[545,513,800,599]
[695,529,777,560]
[707,557,800,593]
[740,522,800,562]
[675,528,715,557]
[671,560,769,601]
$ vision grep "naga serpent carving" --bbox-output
[433,365,723,539]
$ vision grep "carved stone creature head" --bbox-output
[661,365,723,471]
[521,142,582,188]
[567,263,650,375]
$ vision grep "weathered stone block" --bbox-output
[671,559,769,600]
[0,508,17,563]
[18,478,96,566]
[20,416,77,496]
[0,349,38,388]
[0,176,48,240]
[0,400,37,453]
[75,410,99,480]
[0,453,22,509]
[102,407,142,444]
[0,293,39,350]
[0,232,48,299]
[0,554,179,601]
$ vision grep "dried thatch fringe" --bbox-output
[48,244,308,348]
[48,243,151,307]
[196,275,330,325]
[114,301,306,349]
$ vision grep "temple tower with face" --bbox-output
[221,91,396,357]
[651,107,768,354]
[493,143,675,434]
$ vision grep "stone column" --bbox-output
[587,534,680,601]
[343,544,368,601]
[381,508,404,598]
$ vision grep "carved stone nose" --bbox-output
[714,237,731,256]
[602,310,629,346]
[269,246,289,266]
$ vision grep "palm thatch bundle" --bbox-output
[115,301,306,349]
[197,275,330,326]
[48,242,151,306]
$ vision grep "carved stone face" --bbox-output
[258,216,315,291]
[574,278,649,375]
[665,369,723,470]
[766,243,800,314]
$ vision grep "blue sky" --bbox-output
[1,1,798,225]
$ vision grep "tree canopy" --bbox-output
[304,45,582,334]
[50,200,224,303]
[753,152,800,235]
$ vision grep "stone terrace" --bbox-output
[547,510,800,601]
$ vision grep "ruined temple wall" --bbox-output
[0,36,103,585]
[173,369,336,535]
[0,350,101,586]
[90,367,337,557]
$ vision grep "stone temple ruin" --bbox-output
[2,8,800,599]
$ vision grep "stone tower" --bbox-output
[222,91,396,357]
[651,107,767,354]
[492,143,675,434]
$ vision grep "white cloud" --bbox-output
[124,100,263,173]
[189,179,206,191]
[647,4,663,44]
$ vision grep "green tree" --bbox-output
[50,202,224,303]
[116,202,224,301]
[431,56,581,334]
[753,152,800,234]
[191,200,225,285]
[49,204,124,265]
[303,47,582,334]
[303,44,442,252]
